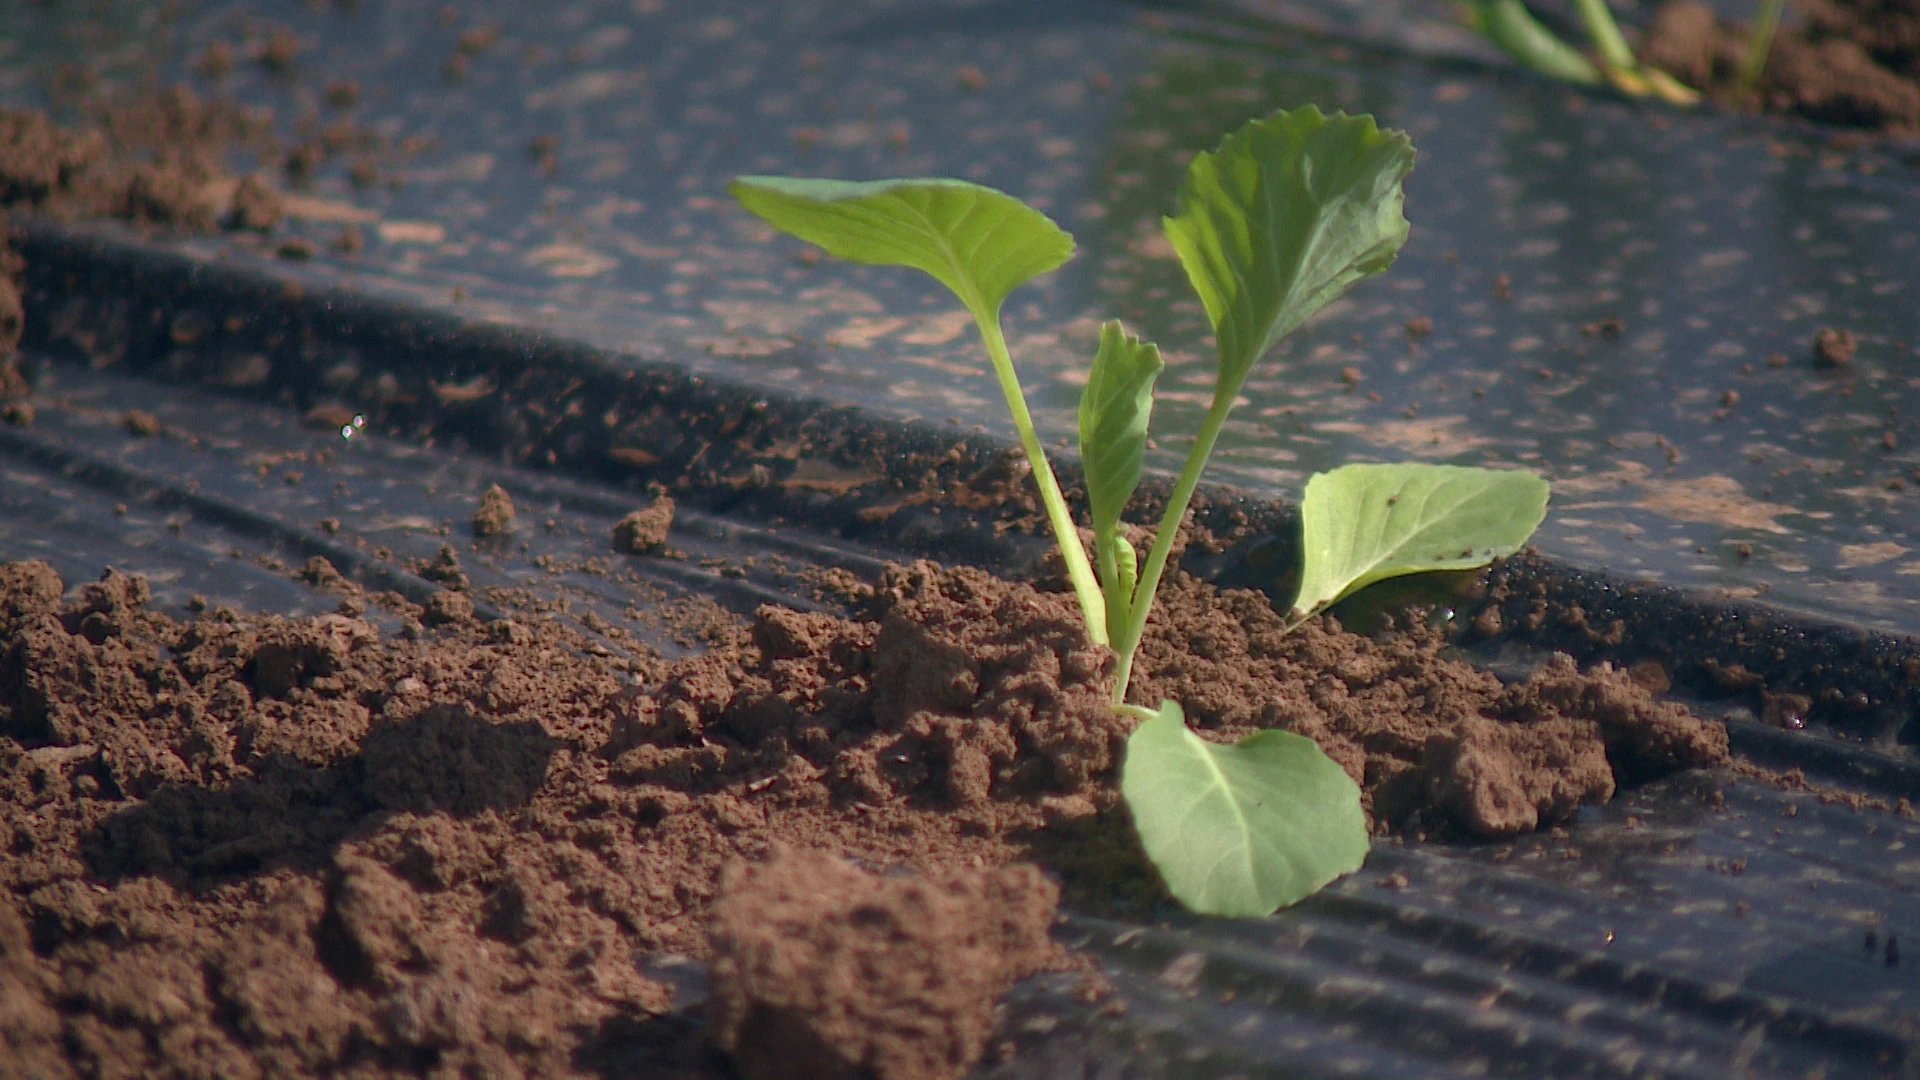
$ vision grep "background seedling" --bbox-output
[1471,0,1700,104]
[732,106,1550,917]
[1736,0,1787,95]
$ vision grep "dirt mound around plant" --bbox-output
[1642,0,1920,135]
[0,556,1728,1077]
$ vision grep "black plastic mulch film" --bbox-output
[3,1,1919,1076]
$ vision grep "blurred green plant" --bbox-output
[1470,0,1700,103]
[1736,0,1786,95]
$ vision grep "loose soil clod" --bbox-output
[226,174,282,232]
[614,494,676,554]
[471,483,516,537]
[706,846,1059,1080]
[121,409,162,437]
[1814,326,1858,367]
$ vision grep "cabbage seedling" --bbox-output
[730,106,1548,917]
[1471,0,1699,104]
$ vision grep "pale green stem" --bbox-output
[974,312,1109,646]
[1109,393,1234,706]
[1736,0,1785,93]
[1574,0,1637,71]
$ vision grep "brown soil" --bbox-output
[613,494,677,554]
[0,216,21,367]
[0,551,1730,1078]
[0,88,279,231]
[0,88,294,408]
[1814,325,1858,367]
[470,484,516,538]
[1,214,22,411]
[1643,0,1920,135]
[706,847,1058,1080]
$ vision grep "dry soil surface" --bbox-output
[0,555,1730,1079]
[1644,0,1920,134]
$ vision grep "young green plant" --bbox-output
[730,107,1548,918]
[1471,0,1700,104]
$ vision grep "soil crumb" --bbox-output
[1814,326,1858,367]
[0,557,1730,1077]
[226,173,282,232]
[471,482,515,537]
[614,493,676,553]
[707,846,1059,1080]
[1642,0,1920,135]
[121,408,162,437]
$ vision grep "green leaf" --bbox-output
[1290,463,1549,621]
[1163,107,1414,403]
[728,176,1073,320]
[1122,701,1369,918]
[1078,321,1163,641]
[729,174,1110,647]
[1079,321,1164,540]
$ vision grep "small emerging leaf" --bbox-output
[1122,701,1369,918]
[1079,321,1163,540]
[1164,107,1414,404]
[1078,321,1163,641]
[1113,537,1138,612]
[728,176,1073,320]
[1290,463,1549,621]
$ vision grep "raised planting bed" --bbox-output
[2,0,1918,1077]
[0,219,1914,1078]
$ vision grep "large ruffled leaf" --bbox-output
[1163,107,1414,401]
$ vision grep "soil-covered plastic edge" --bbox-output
[8,216,1291,574]
[9,215,1917,757]
[1473,549,1920,756]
